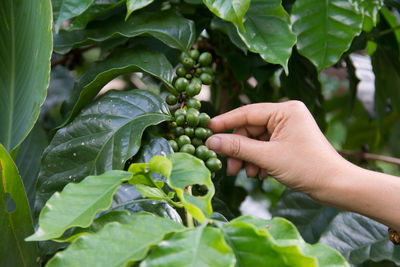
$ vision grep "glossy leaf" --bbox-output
[236,0,296,73]
[69,0,125,31]
[352,0,383,25]
[61,47,174,128]
[35,90,171,218]
[53,0,95,32]
[380,7,400,55]
[167,153,215,223]
[54,10,196,54]
[15,124,48,214]
[126,0,154,20]
[0,144,38,266]
[226,216,349,267]
[27,170,132,241]
[292,0,363,71]
[46,212,184,267]
[210,18,248,53]
[203,0,250,31]
[271,189,339,243]
[0,0,52,152]
[141,225,236,267]
[319,212,400,265]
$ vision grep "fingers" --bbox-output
[245,162,259,178]
[227,157,242,176]
[206,133,274,169]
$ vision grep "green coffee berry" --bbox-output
[174,126,185,136]
[187,108,200,116]
[201,67,213,75]
[176,66,187,77]
[189,49,200,60]
[166,94,178,105]
[199,113,210,127]
[175,115,185,126]
[175,78,189,93]
[180,144,195,154]
[205,128,213,138]
[195,127,208,140]
[207,150,217,159]
[179,52,189,64]
[184,127,194,137]
[195,145,209,160]
[186,98,201,109]
[177,135,191,147]
[182,57,195,69]
[186,112,200,127]
[199,52,212,66]
[206,157,222,172]
[168,140,179,152]
[175,108,186,117]
[191,138,203,147]
[185,74,193,79]
[200,73,212,85]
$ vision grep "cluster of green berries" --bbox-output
[166,50,222,173]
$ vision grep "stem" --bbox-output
[184,186,194,228]
[338,149,400,166]
[375,25,400,39]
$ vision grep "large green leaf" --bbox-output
[0,0,52,152]
[69,0,125,31]
[351,0,383,25]
[27,170,132,241]
[35,90,171,218]
[271,189,339,244]
[291,0,363,71]
[203,0,251,31]
[61,47,174,128]
[319,212,400,265]
[46,212,184,267]
[167,153,215,223]
[225,216,349,267]
[126,0,154,20]
[210,18,248,53]
[0,144,38,266]
[15,124,48,214]
[141,225,236,267]
[236,0,296,73]
[54,10,196,54]
[53,0,95,32]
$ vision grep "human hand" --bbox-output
[205,101,347,196]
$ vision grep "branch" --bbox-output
[338,149,400,166]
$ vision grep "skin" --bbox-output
[205,101,400,231]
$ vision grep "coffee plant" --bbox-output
[1,0,400,266]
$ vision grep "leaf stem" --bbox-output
[374,25,400,39]
[338,149,400,166]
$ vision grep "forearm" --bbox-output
[312,160,400,231]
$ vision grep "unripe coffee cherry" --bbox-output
[205,128,213,138]
[182,57,195,69]
[206,157,222,172]
[195,127,208,140]
[184,127,194,137]
[168,140,179,152]
[201,67,213,75]
[175,78,189,93]
[175,108,186,117]
[176,66,187,77]
[189,49,200,60]
[186,112,200,127]
[191,138,203,147]
[199,52,212,66]
[177,135,191,147]
[186,98,201,109]
[166,94,178,105]
[195,145,209,160]
[200,73,212,85]
[174,126,184,136]
[199,113,210,127]
[207,150,217,159]
[180,144,195,154]
[175,115,185,126]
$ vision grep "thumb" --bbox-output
[206,134,274,168]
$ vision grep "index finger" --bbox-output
[208,103,281,133]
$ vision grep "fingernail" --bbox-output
[206,136,221,152]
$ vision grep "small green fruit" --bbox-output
[176,66,187,77]
[180,144,195,155]
[175,115,185,126]
[174,126,184,136]
[186,98,201,109]
[179,52,189,64]
[177,135,191,147]
[186,80,202,97]
[207,150,217,159]
[184,127,194,137]
[200,73,212,85]
[205,128,213,138]
[189,49,200,60]
[191,138,203,147]
[182,57,195,69]
[175,77,189,93]
[168,140,179,152]
[201,67,213,74]
[166,94,178,105]
[199,52,212,66]
[174,108,186,117]
[195,127,208,140]
[206,157,222,172]
[199,113,211,127]
[195,145,209,160]
[187,108,200,116]
[186,112,200,127]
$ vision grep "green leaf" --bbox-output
[15,124,48,214]
[380,7,400,55]
[292,0,363,71]
[203,0,250,31]
[236,0,296,73]
[210,18,248,53]
[0,144,38,266]
[149,155,172,179]
[126,0,154,20]
[319,212,400,265]
[141,225,236,267]
[351,0,383,25]
[271,189,339,243]
[167,153,215,223]
[0,0,52,152]
[135,184,167,200]
[35,90,171,219]
[60,47,174,129]
[54,10,196,54]
[27,170,132,241]
[46,212,184,267]
[69,0,125,31]
[225,216,349,267]
[53,0,95,32]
